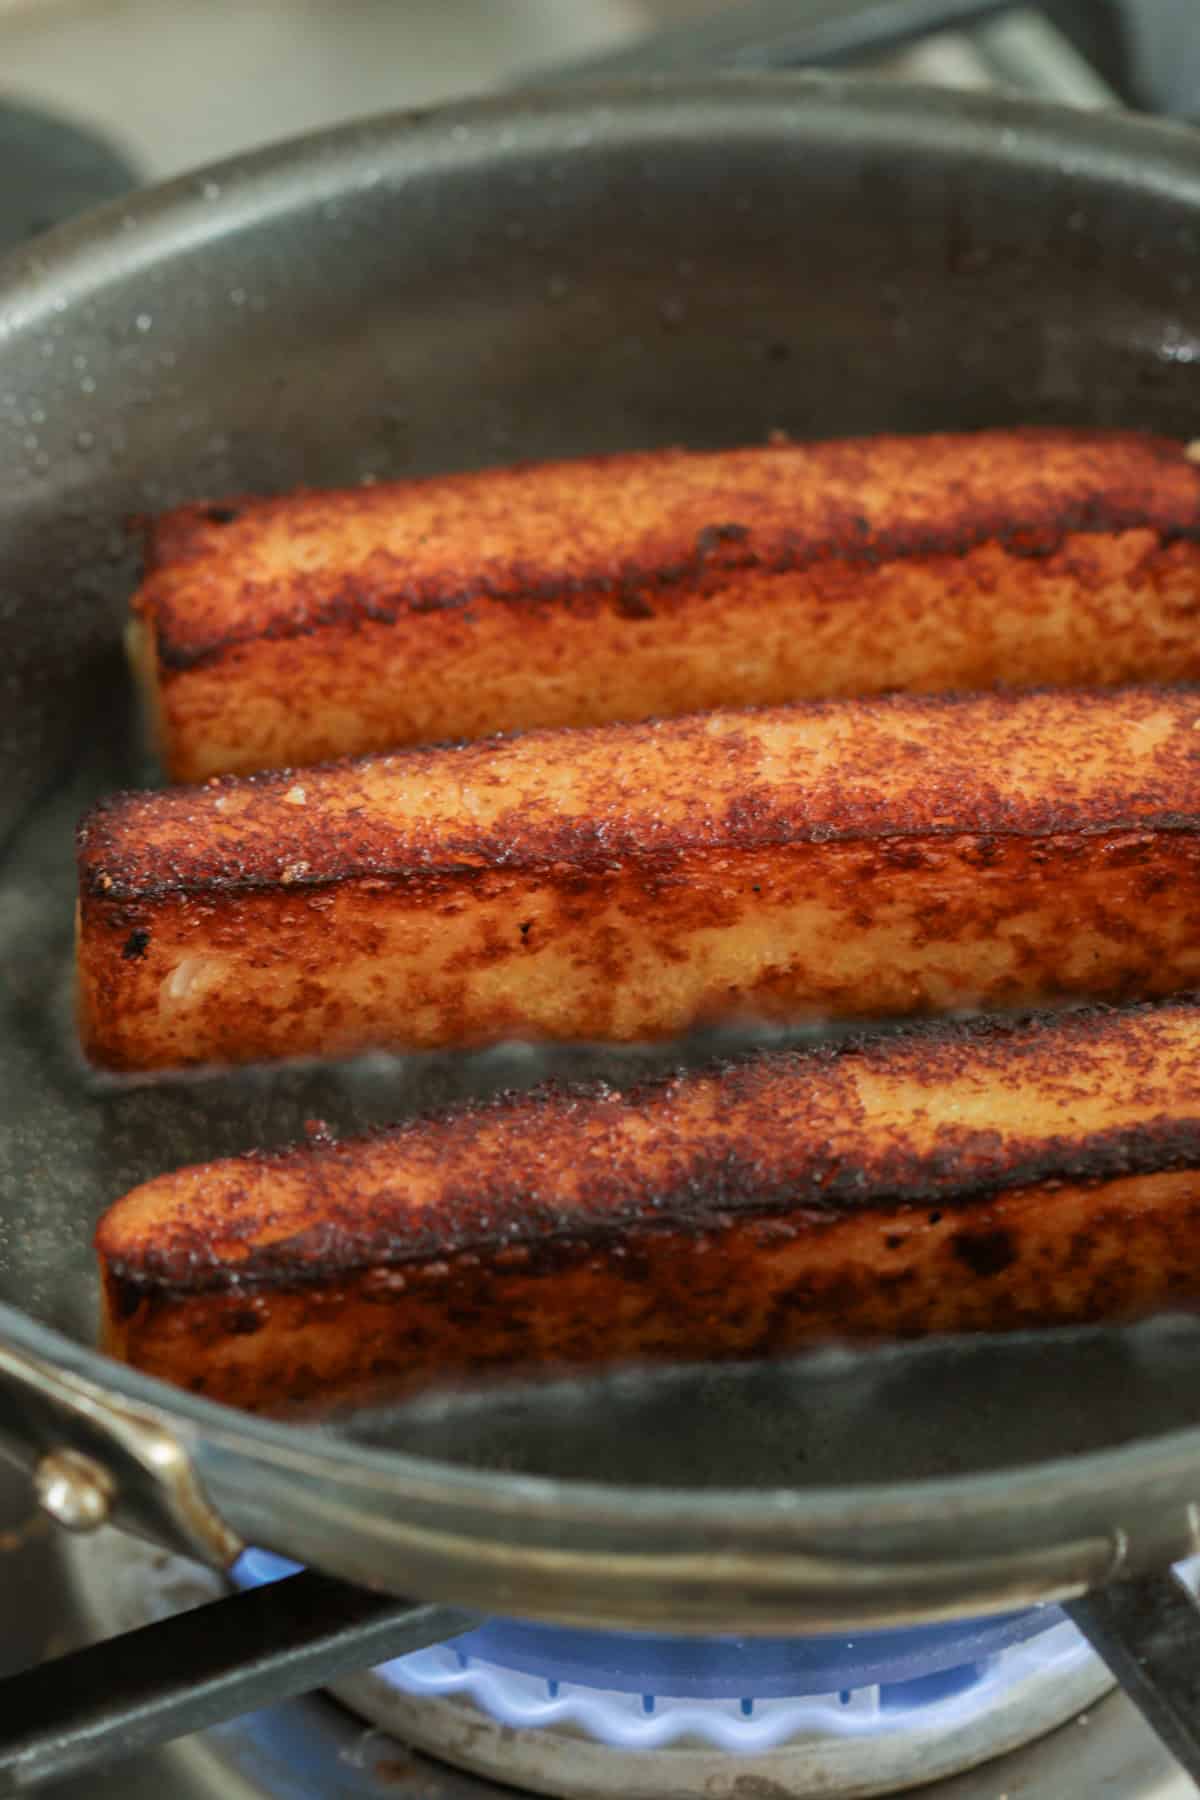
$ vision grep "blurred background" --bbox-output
[0,0,1197,204]
[0,0,649,182]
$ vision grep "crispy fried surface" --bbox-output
[134,429,1200,779]
[76,687,1200,1071]
[96,1001,1200,1413]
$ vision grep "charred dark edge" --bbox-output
[100,1113,1200,1307]
[148,508,1200,674]
[75,810,1200,906]
[71,679,1200,904]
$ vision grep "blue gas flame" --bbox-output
[232,1546,1115,1752]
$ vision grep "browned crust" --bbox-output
[96,1000,1200,1412]
[74,687,1200,1071]
[75,686,1200,903]
[98,1001,1200,1295]
[132,429,1200,781]
[141,430,1200,668]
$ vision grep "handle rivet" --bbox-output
[33,1450,114,1532]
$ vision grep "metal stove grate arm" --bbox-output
[0,1570,476,1795]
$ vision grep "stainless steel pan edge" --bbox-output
[3,1298,1200,1632]
[6,76,1200,1630]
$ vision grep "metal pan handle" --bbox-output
[537,0,1015,81]
[0,1334,242,1567]
[538,1,1122,115]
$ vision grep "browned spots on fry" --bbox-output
[75,686,1200,900]
[95,999,1200,1412]
[131,429,1200,779]
[74,687,1200,1071]
[951,1228,1018,1277]
[144,430,1200,661]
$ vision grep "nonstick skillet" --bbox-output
[6,68,1200,1656]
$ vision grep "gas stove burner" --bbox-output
[231,1549,1117,1797]
[236,1547,1089,1745]
[62,1523,1197,1797]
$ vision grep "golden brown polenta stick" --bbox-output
[134,428,1200,780]
[97,999,1200,1414]
[77,686,1200,1073]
